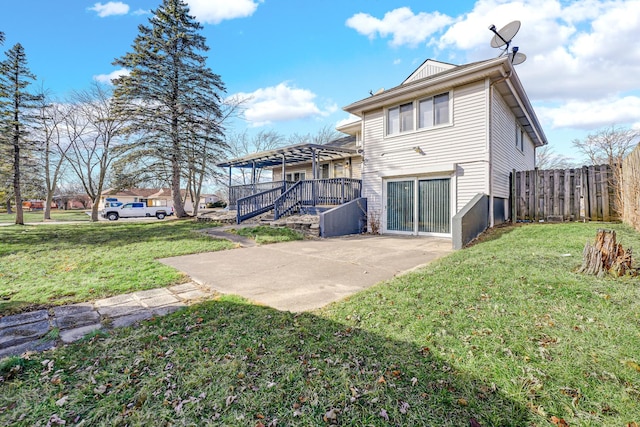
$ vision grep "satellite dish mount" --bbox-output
[488,20,526,65]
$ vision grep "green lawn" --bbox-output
[233,225,304,244]
[0,220,234,314]
[1,222,639,426]
[0,209,90,224]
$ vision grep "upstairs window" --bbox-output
[516,124,524,152]
[419,93,450,129]
[387,102,413,135]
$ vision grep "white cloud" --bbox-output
[431,0,640,100]
[88,2,130,17]
[230,83,334,126]
[346,7,454,47]
[132,9,150,16]
[187,0,260,24]
[93,68,130,85]
[538,96,640,129]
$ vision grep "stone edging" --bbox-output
[0,282,214,360]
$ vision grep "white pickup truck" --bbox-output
[101,202,173,221]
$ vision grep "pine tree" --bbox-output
[0,43,42,225]
[113,0,226,217]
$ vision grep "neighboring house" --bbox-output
[52,194,93,210]
[199,194,221,209]
[100,188,194,212]
[217,56,547,247]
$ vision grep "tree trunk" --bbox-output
[91,197,100,222]
[578,229,636,277]
[13,127,24,226]
[44,186,55,220]
[6,199,13,214]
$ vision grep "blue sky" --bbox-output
[1,0,639,162]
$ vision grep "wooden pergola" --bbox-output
[216,142,359,188]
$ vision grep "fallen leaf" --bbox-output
[551,415,569,426]
[377,375,386,384]
[458,398,468,406]
[399,400,410,414]
[45,414,66,426]
[94,385,107,395]
[411,377,418,386]
[323,408,339,423]
[470,418,482,427]
[226,395,237,407]
[379,408,389,421]
[55,396,68,407]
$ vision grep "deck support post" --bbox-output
[311,149,317,206]
[281,154,286,188]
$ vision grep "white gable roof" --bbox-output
[402,59,457,85]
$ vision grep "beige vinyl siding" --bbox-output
[362,81,489,222]
[271,157,362,181]
[271,164,312,181]
[490,88,536,198]
[455,161,488,211]
[349,157,363,179]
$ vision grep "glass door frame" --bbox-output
[382,174,453,237]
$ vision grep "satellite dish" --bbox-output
[489,20,521,48]
[509,52,527,65]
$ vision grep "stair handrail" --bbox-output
[273,181,303,220]
[236,185,285,223]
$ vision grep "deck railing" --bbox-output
[236,186,286,223]
[274,178,362,220]
[235,178,362,223]
[229,181,293,210]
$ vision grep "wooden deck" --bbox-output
[235,178,362,223]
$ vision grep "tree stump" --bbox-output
[578,229,635,277]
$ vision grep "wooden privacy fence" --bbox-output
[511,164,617,222]
[622,144,640,231]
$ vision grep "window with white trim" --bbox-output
[419,93,450,129]
[285,172,306,182]
[515,124,524,152]
[387,102,413,135]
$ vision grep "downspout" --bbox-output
[488,69,512,227]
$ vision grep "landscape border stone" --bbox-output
[0,281,215,360]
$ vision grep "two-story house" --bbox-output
[218,56,547,247]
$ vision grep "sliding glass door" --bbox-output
[386,177,451,235]
[386,180,414,232]
[418,178,450,233]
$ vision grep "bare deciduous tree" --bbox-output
[224,129,286,186]
[535,145,574,170]
[63,83,127,221]
[33,90,71,220]
[572,125,640,216]
[288,124,342,146]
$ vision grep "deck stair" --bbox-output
[235,178,361,224]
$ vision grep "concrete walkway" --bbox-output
[0,282,214,359]
[160,234,453,312]
[1,233,453,360]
